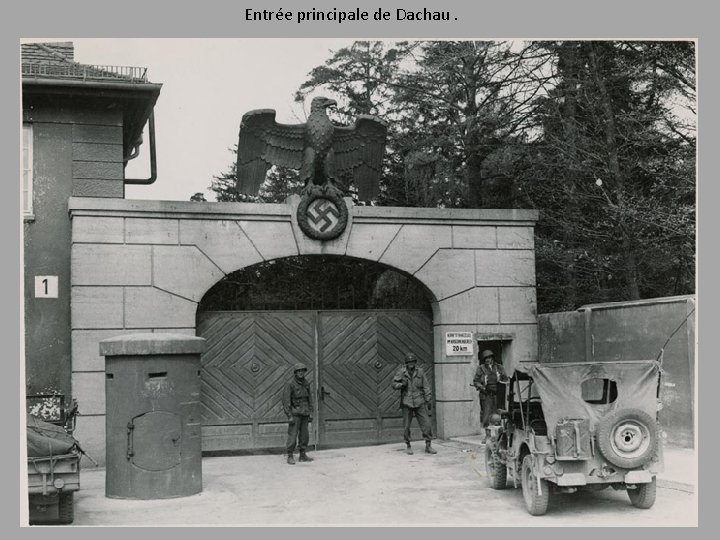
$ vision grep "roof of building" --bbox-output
[21,42,150,83]
[21,42,162,170]
[21,42,75,63]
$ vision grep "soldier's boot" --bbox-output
[425,441,437,454]
[287,454,296,465]
[405,443,414,455]
[298,451,314,462]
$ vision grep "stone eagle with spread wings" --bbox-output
[236,97,388,201]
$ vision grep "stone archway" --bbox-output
[69,195,538,464]
[195,255,436,452]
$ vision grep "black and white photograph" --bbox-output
[15,3,701,529]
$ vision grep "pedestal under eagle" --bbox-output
[236,96,387,240]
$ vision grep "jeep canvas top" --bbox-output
[485,360,663,515]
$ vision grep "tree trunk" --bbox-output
[466,134,484,207]
[588,43,641,300]
[559,42,580,308]
[463,56,484,208]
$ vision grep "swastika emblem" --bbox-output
[306,199,340,233]
[297,187,349,241]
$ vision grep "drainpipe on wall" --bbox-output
[124,112,157,186]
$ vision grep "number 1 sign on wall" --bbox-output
[34,276,58,298]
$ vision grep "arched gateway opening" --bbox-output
[196,255,436,453]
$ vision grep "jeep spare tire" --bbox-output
[596,408,658,469]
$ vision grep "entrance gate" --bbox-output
[197,310,434,452]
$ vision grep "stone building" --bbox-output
[22,42,161,399]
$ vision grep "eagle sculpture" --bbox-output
[236,97,388,201]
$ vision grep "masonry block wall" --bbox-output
[70,196,538,464]
[538,297,695,448]
[25,102,126,198]
[23,101,125,398]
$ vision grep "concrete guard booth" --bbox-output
[100,333,205,499]
[70,196,539,465]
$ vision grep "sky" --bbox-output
[64,38,359,201]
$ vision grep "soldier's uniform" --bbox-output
[392,354,436,454]
[282,363,314,464]
[473,350,508,427]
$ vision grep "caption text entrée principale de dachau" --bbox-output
[244,8,455,23]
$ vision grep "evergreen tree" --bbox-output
[513,41,695,310]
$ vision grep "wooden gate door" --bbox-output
[317,310,434,447]
[197,311,316,452]
[197,309,433,451]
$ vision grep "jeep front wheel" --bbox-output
[521,455,550,516]
[485,446,507,489]
[627,477,657,509]
[597,408,658,469]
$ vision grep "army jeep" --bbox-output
[484,360,663,515]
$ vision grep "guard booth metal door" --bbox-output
[197,310,433,452]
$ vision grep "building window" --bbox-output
[23,123,34,218]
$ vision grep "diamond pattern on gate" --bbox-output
[198,310,432,449]
[377,313,434,414]
[321,314,379,417]
[320,312,434,433]
[198,312,315,424]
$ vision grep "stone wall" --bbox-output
[70,196,538,464]
[537,296,695,447]
[23,103,124,399]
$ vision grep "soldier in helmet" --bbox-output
[473,349,509,430]
[391,352,437,455]
[282,363,314,465]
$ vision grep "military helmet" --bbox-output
[404,352,417,364]
[481,349,495,360]
[293,363,308,372]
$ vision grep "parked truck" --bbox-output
[26,395,80,525]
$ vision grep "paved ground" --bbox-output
[65,439,697,527]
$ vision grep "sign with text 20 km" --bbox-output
[445,332,474,356]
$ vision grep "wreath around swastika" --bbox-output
[297,187,349,241]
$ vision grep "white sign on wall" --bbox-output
[445,331,474,356]
[34,276,58,298]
